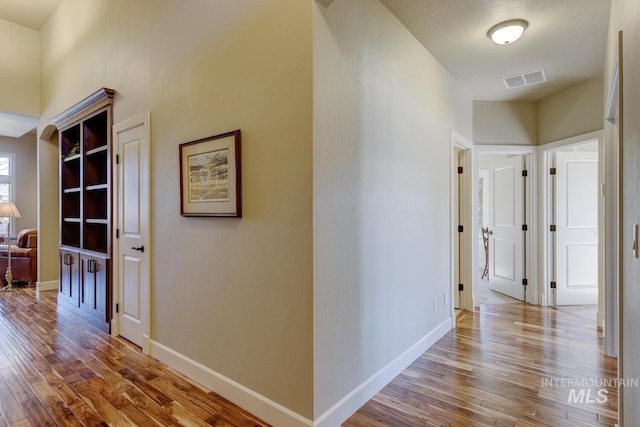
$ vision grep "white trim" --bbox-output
[451,131,474,311]
[477,169,489,270]
[151,317,454,427]
[452,131,473,150]
[606,59,619,123]
[538,130,603,309]
[314,317,453,427]
[474,145,537,305]
[51,88,115,127]
[111,111,151,356]
[150,340,314,427]
[604,49,620,358]
[537,131,601,151]
[36,280,58,294]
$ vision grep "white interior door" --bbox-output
[453,149,461,308]
[555,151,598,306]
[114,112,150,351]
[488,155,524,300]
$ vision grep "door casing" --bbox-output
[473,146,537,306]
[111,112,151,354]
[451,131,473,313]
[539,131,604,316]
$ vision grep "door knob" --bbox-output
[488,230,493,235]
[131,245,145,253]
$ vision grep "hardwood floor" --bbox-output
[345,304,618,427]
[0,288,618,426]
[0,288,269,426]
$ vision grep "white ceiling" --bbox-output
[380,0,612,101]
[0,0,612,139]
[0,0,62,30]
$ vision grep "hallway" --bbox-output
[0,289,269,426]
[345,304,617,426]
[0,288,618,426]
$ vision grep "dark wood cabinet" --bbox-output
[54,88,115,333]
[59,248,79,307]
[80,253,109,322]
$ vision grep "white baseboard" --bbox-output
[36,280,58,293]
[150,317,452,427]
[314,317,453,427]
[150,340,313,427]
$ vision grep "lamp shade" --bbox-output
[488,19,528,45]
[0,202,21,218]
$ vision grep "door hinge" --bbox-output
[522,224,528,231]
[116,229,120,238]
[550,167,556,175]
[116,303,119,313]
[116,154,120,164]
[457,166,463,174]
[458,225,464,232]
[550,225,556,232]
[550,281,557,289]
[522,170,528,177]
[458,283,464,292]
[522,278,528,286]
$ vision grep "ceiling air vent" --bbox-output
[503,69,547,89]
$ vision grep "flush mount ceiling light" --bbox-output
[488,19,528,45]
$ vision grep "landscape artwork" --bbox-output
[179,129,241,217]
[188,148,230,202]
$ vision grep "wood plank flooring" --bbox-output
[344,304,618,427]
[0,288,269,426]
[0,289,619,426]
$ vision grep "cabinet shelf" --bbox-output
[86,219,108,225]
[63,154,81,162]
[83,110,109,152]
[58,88,113,333]
[86,146,108,156]
[86,184,108,191]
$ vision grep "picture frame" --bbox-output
[179,130,242,217]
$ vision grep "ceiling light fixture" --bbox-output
[488,19,528,45]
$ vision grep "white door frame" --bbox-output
[473,145,537,305]
[538,131,604,316]
[111,112,151,354]
[451,131,474,312]
[604,47,621,359]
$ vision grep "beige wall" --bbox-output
[0,19,39,117]
[313,0,471,419]
[38,0,313,419]
[474,78,603,146]
[0,134,38,231]
[36,131,59,287]
[538,76,604,145]
[606,1,640,425]
[473,101,538,145]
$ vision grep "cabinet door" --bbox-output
[79,255,93,314]
[59,249,80,306]
[80,254,109,322]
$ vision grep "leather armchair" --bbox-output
[0,229,37,285]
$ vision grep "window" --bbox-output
[0,153,16,235]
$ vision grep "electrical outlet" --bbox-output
[443,292,447,307]
[433,298,437,312]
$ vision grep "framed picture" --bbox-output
[179,130,242,217]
